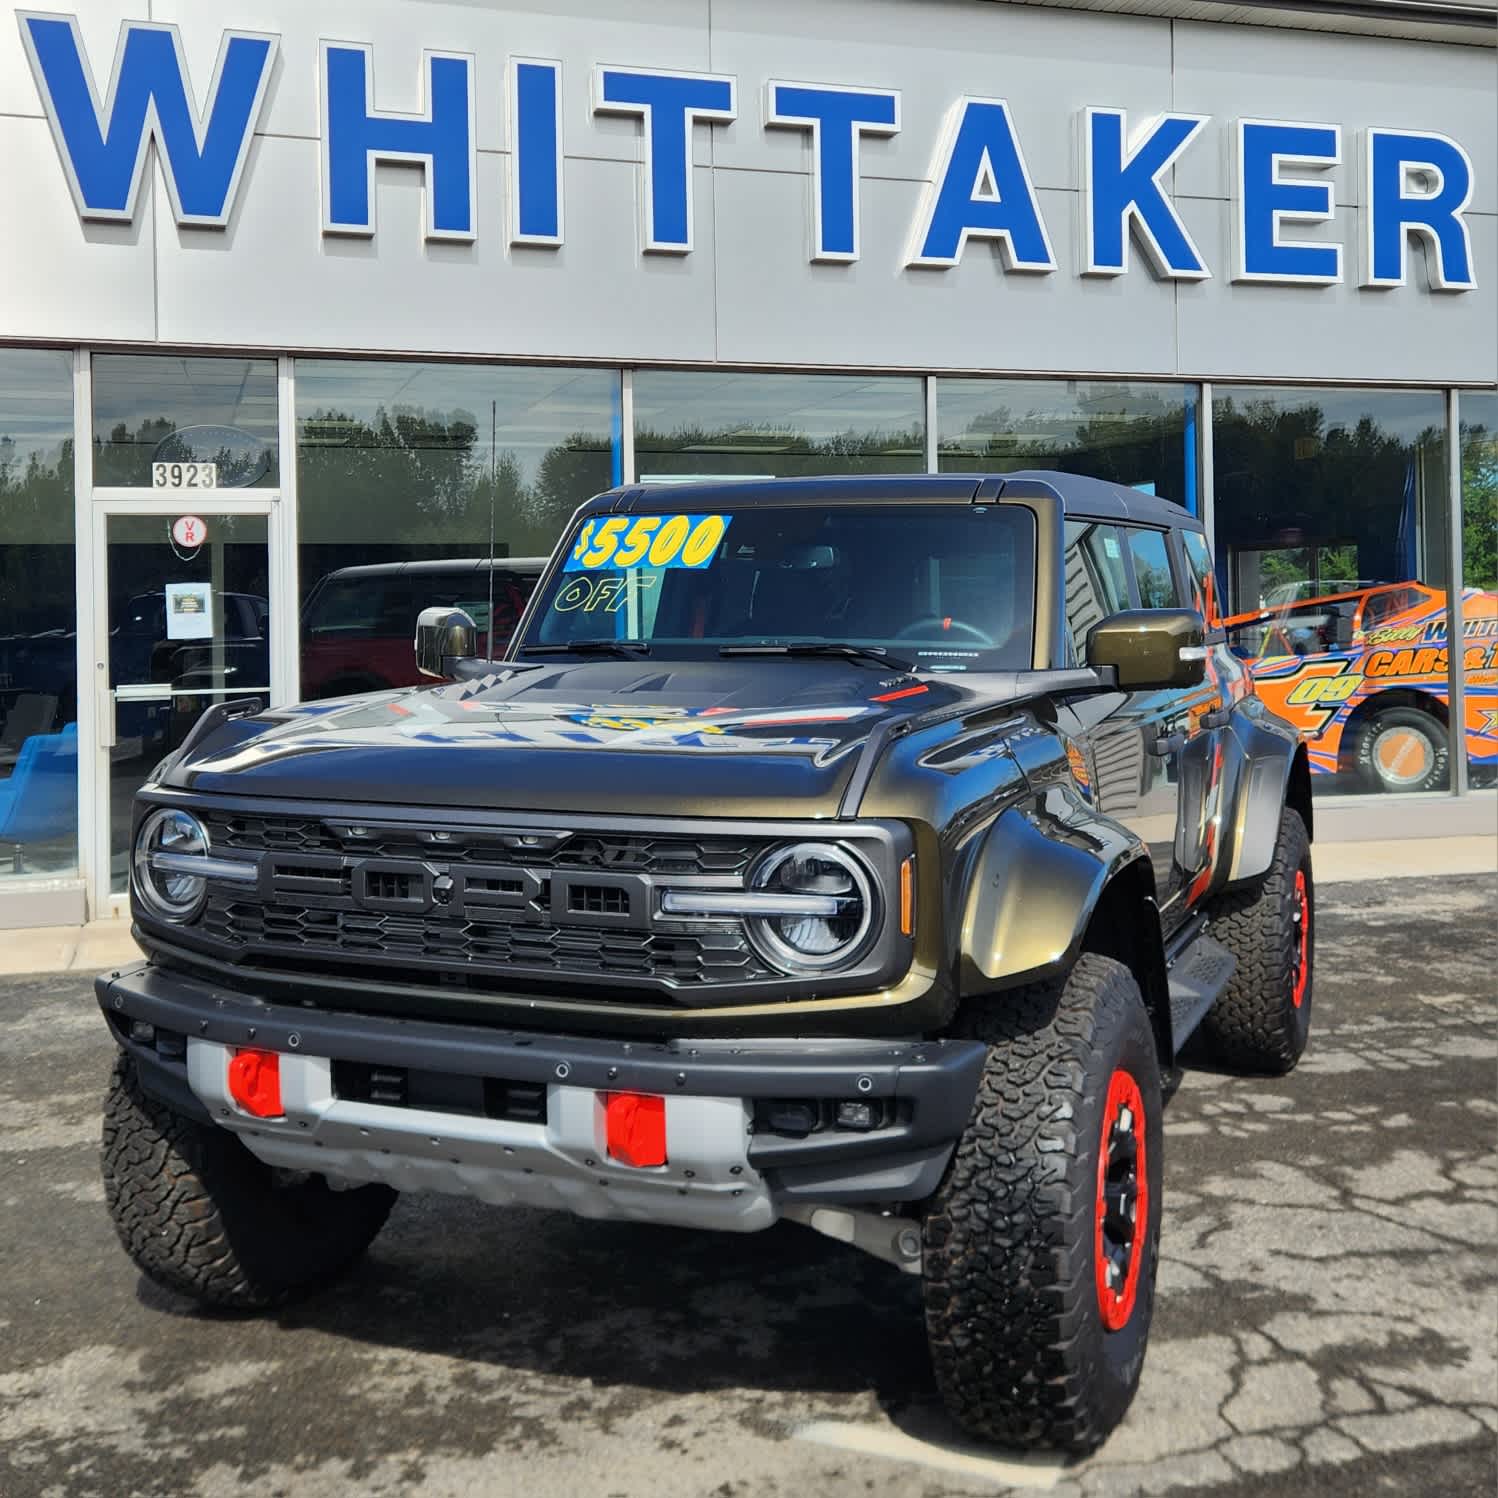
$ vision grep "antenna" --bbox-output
[487,397,497,659]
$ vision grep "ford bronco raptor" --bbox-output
[97,472,1314,1454]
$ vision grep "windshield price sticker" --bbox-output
[564,513,731,572]
[153,461,218,489]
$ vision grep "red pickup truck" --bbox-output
[300,558,546,700]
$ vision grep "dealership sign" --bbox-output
[16,11,1479,290]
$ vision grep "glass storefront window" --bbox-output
[1459,391,1497,789]
[632,371,924,481]
[1213,386,1451,797]
[92,354,280,488]
[937,378,1199,510]
[295,361,618,698]
[0,349,79,882]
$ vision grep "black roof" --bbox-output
[314,557,550,583]
[595,471,1198,529]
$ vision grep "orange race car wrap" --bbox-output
[1225,582,1498,785]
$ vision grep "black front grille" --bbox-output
[201,813,759,877]
[200,896,764,986]
[193,811,777,997]
[567,883,630,917]
[365,869,416,903]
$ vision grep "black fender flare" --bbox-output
[957,788,1151,994]
[1217,700,1313,889]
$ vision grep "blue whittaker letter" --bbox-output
[908,98,1054,271]
[594,68,736,253]
[510,58,562,245]
[323,43,475,240]
[20,13,276,226]
[1084,108,1207,278]
[1236,121,1342,283]
[767,82,900,262]
[1363,129,1475,290]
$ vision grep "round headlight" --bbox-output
[747,842,876,975]
[133,808,211,922]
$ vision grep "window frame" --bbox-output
[1061,517,1132,665]
[1119,524,1183,611]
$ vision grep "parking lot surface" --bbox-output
[2,873,1494,1498]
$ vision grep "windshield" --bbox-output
[520,503,1035,671]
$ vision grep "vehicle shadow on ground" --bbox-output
[138,1200,943,1411]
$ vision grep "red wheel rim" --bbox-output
[1291,868,1310,1010]
[1095,1068,1148,1333]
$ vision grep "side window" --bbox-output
[1127,528,1180,609]
[305,579,382,636]
[1180,530,1216,623]
[1063,521,1131,661]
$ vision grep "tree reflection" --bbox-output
[634,421,924,478]
[1462,418,1496,591]
[296,405,612,590]
[940,384,1188,490]
[1213,393,1448,606]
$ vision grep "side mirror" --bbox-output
[1087,609,1208,691]
[415,606,479,680]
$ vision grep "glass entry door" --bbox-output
[100,509,271,896]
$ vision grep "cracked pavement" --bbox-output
[1,873,1494,1497]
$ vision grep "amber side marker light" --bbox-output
[228,1048,284,1119]
[899,855,915,937]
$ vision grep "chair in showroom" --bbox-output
[0,692,59,770]
[0,721,78,874]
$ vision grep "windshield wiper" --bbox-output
[519,639,652,658]
[719,642,914,672]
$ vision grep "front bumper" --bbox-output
[96,962,985,1232]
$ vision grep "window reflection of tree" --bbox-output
[939,384,1189,488]
[1461,416,1496,591]
[632,423,925,478]
[1213,393,1448,610]
[296,405,612,599]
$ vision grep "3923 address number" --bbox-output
[152,462,218,490]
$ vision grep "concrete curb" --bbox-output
[2,841,1492,977]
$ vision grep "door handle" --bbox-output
[1202,708,1232,730]
[1150,731,1186,757]
[98,685,117,751]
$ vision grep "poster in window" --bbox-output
[165,582,213,640]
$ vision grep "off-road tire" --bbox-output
[922,954,1163,1455]
[1198,808,1313,1074]
[1354,705,1448,794]
[102,1053,397,1309]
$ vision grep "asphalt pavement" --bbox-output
[2,873,1494,1498]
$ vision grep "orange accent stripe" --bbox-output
[899,856,915,937]
[871,684,929,703]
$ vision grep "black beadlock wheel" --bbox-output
[102,1053,397,1309]
[921,954,1163,1455]
[1197,808,1314,1075]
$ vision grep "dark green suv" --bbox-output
[98,472,1314,1453]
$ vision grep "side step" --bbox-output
[1166,932,1236,1053]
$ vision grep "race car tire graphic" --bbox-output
[1197,809,1313,1076]
[103,1054,397,1309]
[922,954,1162,1454]
[1353,705,1449,794]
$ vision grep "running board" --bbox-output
[1166,932,1236,1053]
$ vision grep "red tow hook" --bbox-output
[604,1092,667,1168]
[228,1048,284,1119]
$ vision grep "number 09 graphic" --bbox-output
[565,514,730,572]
